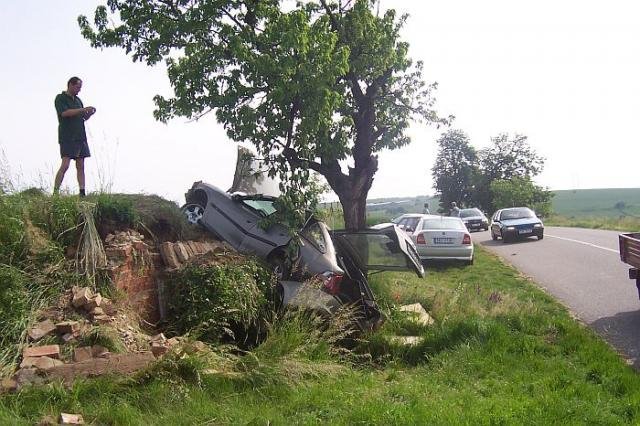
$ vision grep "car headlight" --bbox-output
[534,223,543,228]
[506,226,515,230]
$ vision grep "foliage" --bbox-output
[473,133,546,212]
[78,0,450,229]
[93,193,137,228]
[26,195,81,249]
[165,259,275,344]
[432,129,478,210]
[490,177,553,216]
[0,195,27,266]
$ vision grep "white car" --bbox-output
[395,214,474,265]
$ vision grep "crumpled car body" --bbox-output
[183,175,424,331]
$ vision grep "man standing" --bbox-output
[450,201,460,217]
[53,77,96,196]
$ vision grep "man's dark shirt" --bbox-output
[54,92,86,143]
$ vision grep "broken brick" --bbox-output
[73,347,94,363]
[90,307,105,317]
[23,345,60,359]
[84,294,103,310]
[72,287,93,308]
[20,357,39,368]
[28,319,56,341]
[55,321,80,335]
[150,343,169,357]
[59,413,85,425]
[33,356,64,371]
[173,242,190,263]
[61,333,76,343]
[159,242,181,269]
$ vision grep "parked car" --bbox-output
[395,214,474,265]
[490,207,544,243]
[459,208,489,232]
[182,181,425,330]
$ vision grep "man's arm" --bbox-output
[61,107,93,118]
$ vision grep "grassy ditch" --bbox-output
[2,247,639,424]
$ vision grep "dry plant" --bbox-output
[76,201,106,287]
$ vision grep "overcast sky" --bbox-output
[1,1,639,203]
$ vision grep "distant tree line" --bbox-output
[432,130,553,216]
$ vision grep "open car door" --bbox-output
[331,224,425,277]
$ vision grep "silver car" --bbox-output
[182,181,425,330]
[459,208,489,232]
[396,214,474,265]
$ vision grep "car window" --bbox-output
[421,218,466,230]
[404,217,420,231]
[499,208,534,220]
[241,199,277,217]
[460,208,482,218]
[301,222,327,253]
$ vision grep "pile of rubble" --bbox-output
[0,286,183,394]
[159,240,235,269]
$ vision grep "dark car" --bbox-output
[182,181,424,330]
[490,207,544,243]
[459,208,489,232]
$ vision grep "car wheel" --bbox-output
[268,252,289,280]
[466,257,474,266]
[491,230,498,241]
[538,234,544,240]
[181,203,205,226]
[502,233,510,243]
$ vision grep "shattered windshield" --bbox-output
[337,232,421,274]
[241,198,277,217]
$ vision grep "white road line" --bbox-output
[546,234,619,254]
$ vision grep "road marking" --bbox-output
[546,234,619,254]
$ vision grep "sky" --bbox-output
[1,0,639,204]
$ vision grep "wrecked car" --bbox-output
[182,180,424,331]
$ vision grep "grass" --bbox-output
[2,247,640,424]
[545,214,640,232]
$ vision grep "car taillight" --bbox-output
[416,233,426,245]
[462,234,471,245]
[319,272,343,295]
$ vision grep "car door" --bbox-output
[331,225,425,278]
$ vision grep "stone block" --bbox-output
[398,303,435,326]
[72,287,93,308]
[73,347,94,363]
[23,345,60,359]
[55,321,80,335]
[20,357,39,368]
[28,319,56,341]
[159,242,181,269]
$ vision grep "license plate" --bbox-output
[433,237,453,244]
[518,229,532,234]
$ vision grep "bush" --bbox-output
[26,195,80,248]
[0,195,27,265]
[94,193,138,228]
[165,259,275,344]
[0,265,29,347]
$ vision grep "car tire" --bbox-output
[181,203,205,226]
[466,258,474,266]
[538,234,544,240]
[268,251,289,280]
[491,231,498,241]
[502,233,510,243]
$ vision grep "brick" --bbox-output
[159,242,181,269]
[73,347,94,362]
[90,307,105,317]
[33,356,64,371]
[151,343,169,357]
[133,240,147,251]
[84,294,103,310]
[55,321,80,335]
[59,413,85,425]
[105,234,115,243]
[20,357,39,368]
[14,367,44,389]
[93,315,111,324]
[28,320,56,341]
[174,242,190,263]
[150,333,166,343]
[23,345,60,359]
[72,287,93,308]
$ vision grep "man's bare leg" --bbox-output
[76,158,86,197]
[53,157,71,194]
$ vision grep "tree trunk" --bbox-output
[339,192,368,230]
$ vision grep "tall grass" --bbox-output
[545,214,640,232]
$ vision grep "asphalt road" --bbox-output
[474,226,640,367]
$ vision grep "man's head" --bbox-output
[67,77,82,96]
[451,202,457,207]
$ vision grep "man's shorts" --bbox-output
[59,139,91,159]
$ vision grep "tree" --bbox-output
[431,129,477,211]
[490,177,553,216]
[474,133,545,212]
[79,0,450,230]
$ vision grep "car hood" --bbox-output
[500,218,542,226]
